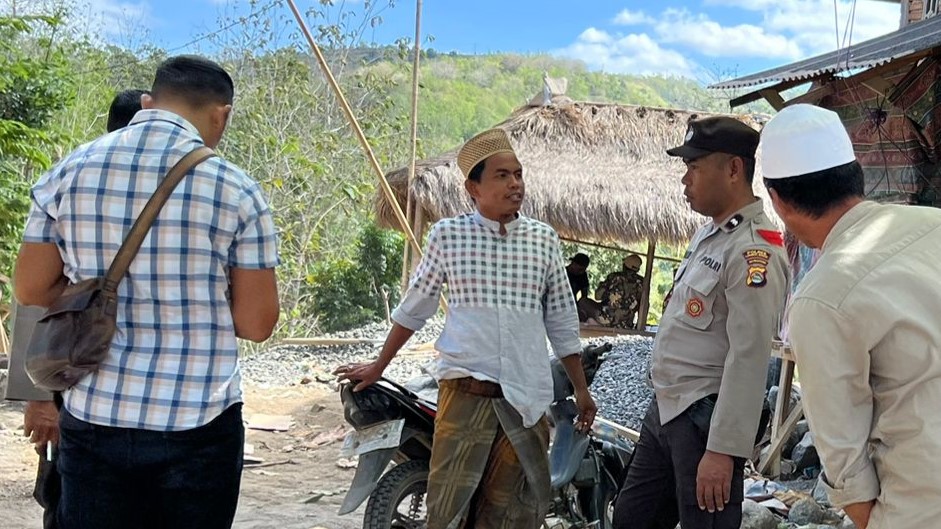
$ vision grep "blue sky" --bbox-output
[25,0,905,81]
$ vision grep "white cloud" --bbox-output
[88,0,151,21]
[555,28,698,77]
[84,0,153,39]
[705,0,901,55]
[556,1,901,80]
[612,9,655,26]
[654,8,802,59]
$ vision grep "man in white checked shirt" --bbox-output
[336,128,596,529]
[13,56,279,529]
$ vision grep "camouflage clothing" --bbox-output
[595,270,644,329]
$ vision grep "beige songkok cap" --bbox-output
[457,128,516,178]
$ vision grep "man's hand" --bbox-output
[334,361,386,392]
[696,450,733,513]
[573,389,597,433]
[844,500,874,529]
[24,400,59,454]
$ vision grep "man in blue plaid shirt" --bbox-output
[14,55,280,529]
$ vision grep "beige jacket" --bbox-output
[788,201,941,528]
[652,199,789,458]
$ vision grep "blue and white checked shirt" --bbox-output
[23,110,279,431]
[392,212,581,427]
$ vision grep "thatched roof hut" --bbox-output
[376,97,776,247]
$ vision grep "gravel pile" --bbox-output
[241,319,445,388]
[585,335,654,432]
[242,318,654,430]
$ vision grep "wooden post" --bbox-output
[410,205,425,275]
[637,241,657,330]
[399,195,415,296]
[757,341,804,477]
[769,355,796,477]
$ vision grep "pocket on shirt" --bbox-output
[676,266,720,330]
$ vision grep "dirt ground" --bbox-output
[0,383,368,529]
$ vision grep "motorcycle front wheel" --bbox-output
[364,459,429,529]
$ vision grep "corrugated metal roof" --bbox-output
[710,16,941,90]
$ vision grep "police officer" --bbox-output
[613,117,788,529]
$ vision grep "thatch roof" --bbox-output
[376,97,778,246]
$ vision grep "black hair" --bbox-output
[764,160,865,218]
[742,157,756,184]
[106,89,147,132]
[468,159,486,183]
[151,55,234,107]
[717,153,756,184]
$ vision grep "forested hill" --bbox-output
[1,8,759,334]
[361,49,740,152]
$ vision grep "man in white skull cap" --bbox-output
[761,103,941,529]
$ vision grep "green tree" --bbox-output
[0,13,75,296]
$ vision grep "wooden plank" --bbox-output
[281,337,385,346]
[579,324,656,339]
[785,84,835,107]
[770,340,795,363]
[559,237,682,264]
[760,88,787,111]
[758,402,804,476]
[637,241,657,330]
[768,358,796,476]
[729,76,822,108]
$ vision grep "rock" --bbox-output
[792,432,820,472]
[839,517,857,529]
[812,476,831,507]
[788,499,829,525]
[795,420,810,439]
[299,376,312,385]
[336,457,358,469]
[302,493,324,504]
[768,385,801,415]
[742,499,779,529]
[797,525,837,529]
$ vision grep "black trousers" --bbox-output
[613,398,745,529]
[56,404,244,529]
[33,392,63,529]
[34,451,60,529]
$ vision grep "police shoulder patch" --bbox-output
[742,249,771,288]
[756,229,784,247]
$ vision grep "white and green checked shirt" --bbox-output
[392,211,581,427]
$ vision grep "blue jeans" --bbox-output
[56,403,244,529]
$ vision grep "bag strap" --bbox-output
[103,146,217,293]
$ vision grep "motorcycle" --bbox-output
[337,343,634,529]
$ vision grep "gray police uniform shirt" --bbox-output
[3,302,52,402]
[651,199,789,458]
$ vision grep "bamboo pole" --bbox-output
[410,204,425,275]
[401,0,423,296]
[285,0,447,317]
[399,196,414,295]
[285,0,420,257]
